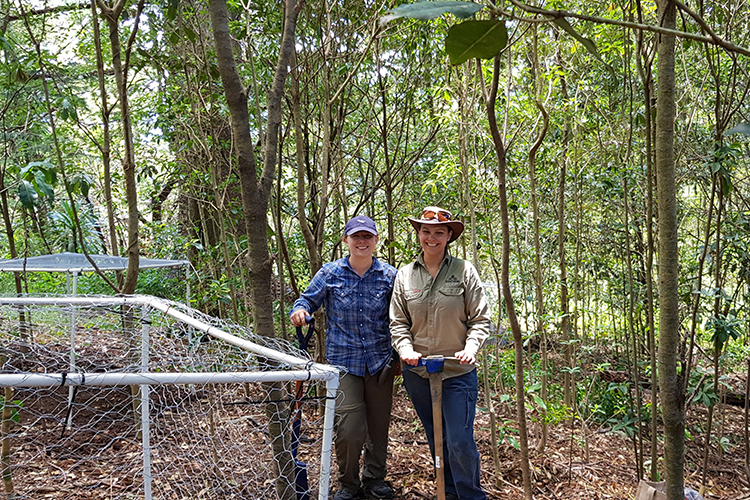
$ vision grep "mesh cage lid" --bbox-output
[0,252,188,273]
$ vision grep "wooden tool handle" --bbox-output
[429,371,445,500]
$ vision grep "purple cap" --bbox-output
[344,216,378,236]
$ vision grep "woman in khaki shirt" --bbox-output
[390,206,491,500]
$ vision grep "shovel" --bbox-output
[407,355,447,500]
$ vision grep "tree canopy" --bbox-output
[2,0,750,497]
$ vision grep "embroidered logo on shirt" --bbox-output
[445,275,459,283]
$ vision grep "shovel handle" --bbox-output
[429,371,445,500]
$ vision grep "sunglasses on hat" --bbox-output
[421,209,452,222]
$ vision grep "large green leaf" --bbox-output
[445,20,507,65]
[33,170,55,200]
[18,180,38,209]
[382,1,482,24]
[727,123,750,136]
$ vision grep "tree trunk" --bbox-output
[555,44,571,454]
[98,0,142,293]
[486,54,533,500]
[623,177,644,478]
[91,0,119,265]
[208,0,301,497]
[655,0,685,497]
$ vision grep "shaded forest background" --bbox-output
[2,0,750,498]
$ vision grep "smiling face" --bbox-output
[418,224,453,259]
[344,231,378,259]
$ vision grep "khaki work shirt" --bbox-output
[389,253,491,379]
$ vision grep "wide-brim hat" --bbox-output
[407,206,464,243]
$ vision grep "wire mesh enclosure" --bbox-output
[0,296,339,500]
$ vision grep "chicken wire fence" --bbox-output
[0,295,340,500]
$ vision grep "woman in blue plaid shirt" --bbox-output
[290,216,397,500]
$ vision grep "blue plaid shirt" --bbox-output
[291,256,397,377]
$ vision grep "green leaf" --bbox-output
[18,180,38,208]
[727,123,750,136]
[527,381,542,392]
[533,394,548,411]
[33,170,54,200]
[507,435,520,450]
[183,27,197,42]
[445,20,507,65]
[79,177,90,198]
[721,175,733,196]
[382,1,482,24]
[167,0,179,20]
[0,30,9,52]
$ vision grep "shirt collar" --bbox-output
[415,251,452,269]
[343,255,383,275]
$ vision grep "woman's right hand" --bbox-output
[290,309,309,327]
[400,351,423,366]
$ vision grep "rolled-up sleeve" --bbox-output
[389,269,418,358]
[290,268,328,317]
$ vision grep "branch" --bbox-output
[329,19,380,105]
[500,0,750,58]
[123,0,146,77]
[3,2,89,23]
[673,0,745,58]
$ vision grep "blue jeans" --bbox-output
[403,369,486,500]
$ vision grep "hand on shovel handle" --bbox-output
[402,354,476,500]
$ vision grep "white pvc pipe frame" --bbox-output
[0,295,339,500]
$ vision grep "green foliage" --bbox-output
[526,381,571,425]
[705,142,739,196]
[0,398,22,424]
[48,200,103,254]
[495,419,521,450]
[686,367,720,408]
[584,381,644,437]
[445,20,507,65]
[551,18,604,65]
[705,310,742,351]
[15,160,58,209]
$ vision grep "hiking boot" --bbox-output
[366,480,394,499]
[333,489,359,500]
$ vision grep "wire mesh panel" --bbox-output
[0,296,338,500]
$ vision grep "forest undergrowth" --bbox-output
[385,380,750,500]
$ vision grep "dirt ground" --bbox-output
[6,376,750,500]
[385,383,750,500]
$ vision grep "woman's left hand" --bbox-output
[454,349,476,365]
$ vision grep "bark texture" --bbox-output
[655,0,685,497]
